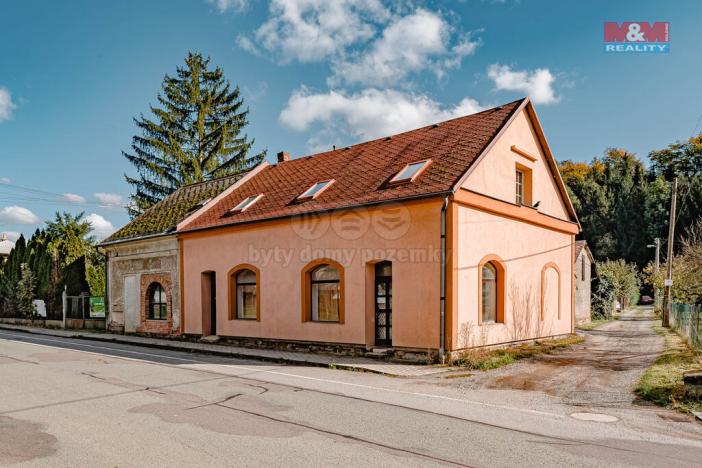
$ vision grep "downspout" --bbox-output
[439,196,449,363]
[102,248,109,331]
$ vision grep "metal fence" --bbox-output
[670,303,702,349]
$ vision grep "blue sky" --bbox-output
[0,0,699,241]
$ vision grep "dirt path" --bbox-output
[461,307,664,407]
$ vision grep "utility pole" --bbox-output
[647,237,661,305]
[662,177,678,328]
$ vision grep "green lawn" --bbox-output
[635,325,702,415]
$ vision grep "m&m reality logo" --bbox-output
[604,22,670,53]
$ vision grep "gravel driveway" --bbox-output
[459,307,665,408]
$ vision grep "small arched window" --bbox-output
[235,269,257,319]
[147,282,167,320]
[481,262,498,323]
[310,264,340,322]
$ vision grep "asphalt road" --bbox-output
[0,325,701,467]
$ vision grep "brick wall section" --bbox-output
[138,272,173,334]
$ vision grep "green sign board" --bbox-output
[89,296,105,318]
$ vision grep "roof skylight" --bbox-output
[389,159,431,184]
[298,180,334,200]
[230,194,263,213]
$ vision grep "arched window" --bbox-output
[228,265,260,321]
[310,264,340,322]
[235,269,257,319]
[147,282,167,320]
[478,255,505,324]
[481,263,498,323]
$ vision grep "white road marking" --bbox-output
[0,331,564,419]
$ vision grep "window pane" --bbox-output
[312,265,339,281]
[375,262,392,277]
[237,285,257,319]
[300,180,332,199]
[236,269,256,284]
[394,161,427,181]
[482,264,497,323]
[160,303,167,319]
[312,282,339,321]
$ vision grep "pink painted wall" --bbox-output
[180,199,443,349]
[463,108,570,220]
[454,202,574,349]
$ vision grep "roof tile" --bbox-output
[182,98,525,232]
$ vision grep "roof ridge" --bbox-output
[276,98,527,164]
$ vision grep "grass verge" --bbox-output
[451,335,584,370]
[635,325,702,414]
[577,319,612,331]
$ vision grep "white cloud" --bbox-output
[487,64,560,105]
[0,206,40,225]
[1,231,20,242]
[329,9,479,87]
[208,0,248,13]
[94,192,124,208]
[280,87,484,144]
[0,87,16,123]
[245,0,388,63]
[85,213,115,240]
[236,35,262,56]
[0,177,10,184]
[62,193,86,204]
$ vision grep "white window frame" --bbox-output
[389,159,431,184]
[230,194,263,213]
[298,179,335,200]
[515,169,525,205]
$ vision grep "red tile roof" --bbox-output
[181,98,525,232]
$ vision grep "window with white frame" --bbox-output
[389,160,431,184]
[230,194,263,212]
[298,180,334,200]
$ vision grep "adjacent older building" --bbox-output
[100,171,259,334]
[175,97,581,358]
[574,240,594,324]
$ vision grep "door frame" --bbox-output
[374,261,392,347]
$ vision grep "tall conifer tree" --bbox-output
[123,52,265,217]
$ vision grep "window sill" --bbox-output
[234,317,258,321]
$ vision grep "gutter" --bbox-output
[439,195,448,363]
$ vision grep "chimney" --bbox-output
[277,151,291,163]
[0,233,6,241]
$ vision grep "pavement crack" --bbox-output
[0,354,39,365]
[214,402,475,467]
[186,393,243,410]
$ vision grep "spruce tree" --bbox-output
[123,52,265,217]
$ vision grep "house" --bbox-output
[171,97,580,360]
[100,171,258,334]
[574,240,595,324]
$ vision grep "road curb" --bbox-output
[0,324,415,377]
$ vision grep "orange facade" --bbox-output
[175,101,580,353]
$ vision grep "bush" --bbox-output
[592,259,640,317]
